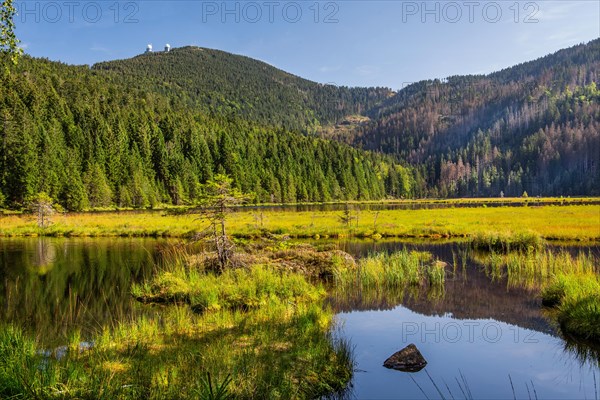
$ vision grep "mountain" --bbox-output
[93,46,393,133]
[1,40,598,210]
[323,39,600,197]
[94,41,600,197]
[0,55,410,210]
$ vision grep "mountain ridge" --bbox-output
[324,39,599,196]
[92,46,393,133]
[0,53,412,209]
[0,39,598,210]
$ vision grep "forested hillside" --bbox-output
[93,47,392,132]
[1,40,598,211]
[0,56,411,210]
[326,39,600,197]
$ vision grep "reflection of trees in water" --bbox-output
[31,239,57,273]
[332,240,600,373]
[330,258,552,336]
[0,238,160,346]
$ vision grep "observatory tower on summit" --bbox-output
[144,44,171,54]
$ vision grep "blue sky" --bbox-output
[15,0,600,89]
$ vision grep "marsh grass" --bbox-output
[333,249,444,294]
[481,249,600,343]
[0,302,354,399]
[1,204,598,242]
[542,273,600,342]
[132,243,336,311]
[471,231,543,253]
[481,249,597,290]
[133,265,325,312]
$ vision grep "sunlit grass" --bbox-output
[334,249,444,291]
[542,273,600,342]
[480,249,597,289]
[0,303,353,399]
[0,241,362,399]
[1,203,598,241]
[133,265,325,312]
[480,249,600,343]
[471,231,543,253]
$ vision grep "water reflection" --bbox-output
[0,238,166,346]
[1,237,598,397]
[30,238,57,273]
[328,240,564,335]
[326,239,600,399]
[338,306,599,400]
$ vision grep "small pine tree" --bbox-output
[62,175,88,211]
[339,203,356,227]
[84,164,113,208]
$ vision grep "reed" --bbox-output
[471,231,543,253]
[480,249,600,342]
[334,249,444,292]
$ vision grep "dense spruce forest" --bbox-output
[328,39,600,197]
[0,55,411,210]
[93,47,393,132]
[0,39,598,210]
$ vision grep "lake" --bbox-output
[0,237,598,398]
[329,241,600,399]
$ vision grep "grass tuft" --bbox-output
[471,231,543,253]
[542,273,600,341]
[334,249,443,292]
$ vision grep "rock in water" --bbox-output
[383,343,427,372]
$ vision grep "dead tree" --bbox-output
[197,174,251,272]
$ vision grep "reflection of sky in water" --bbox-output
[338,306,598,399]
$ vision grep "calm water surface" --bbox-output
[0,238,598,399]
[0,237,168,345]
[331,240,600,399]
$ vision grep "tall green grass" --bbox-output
[481,249,600,343]
[334,249,444,292]
[482,249,597,289]
[0,325,39,398]
[542,273,600,342]
[471,231,543,253]
[0,302,353,399]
